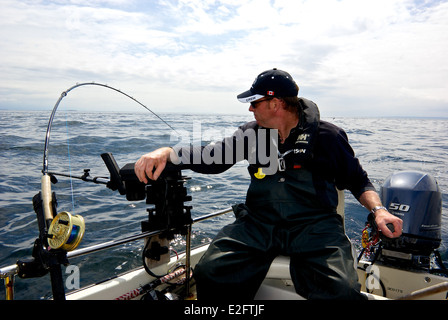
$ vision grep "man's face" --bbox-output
[249,97,275,127]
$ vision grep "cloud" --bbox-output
[0,0,447,117]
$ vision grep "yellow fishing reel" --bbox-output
[47,211,85,251]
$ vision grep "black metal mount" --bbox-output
[17,192,69,300]
[118,161,193,239]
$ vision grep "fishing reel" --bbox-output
[17,177,86,300]
[47,211,85,251]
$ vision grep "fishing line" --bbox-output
[65,112,76,214]
[42,82,180,174]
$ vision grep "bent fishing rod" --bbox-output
[40,82,179,225]
[12,83,183,300]
[42,82,179,175]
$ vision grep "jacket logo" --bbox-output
[295,134,310,144]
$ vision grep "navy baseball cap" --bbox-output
[237,68,299,103]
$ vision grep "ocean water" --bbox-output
[0,109,447,300]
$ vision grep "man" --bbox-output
[134,68,403,300]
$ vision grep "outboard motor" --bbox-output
[379,170,442,268]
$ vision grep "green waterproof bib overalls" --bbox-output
[193,99,365,300]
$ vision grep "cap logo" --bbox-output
[267,91,274,96]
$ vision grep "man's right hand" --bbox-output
[134,147,173,184]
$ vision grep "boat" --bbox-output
[2,152,447,302]
[1,84,447,303]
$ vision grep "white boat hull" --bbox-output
[357,260,448,300]
[65,242,447,301]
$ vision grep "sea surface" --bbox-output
[0,109,447,299]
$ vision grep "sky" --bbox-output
[0,0,447,117]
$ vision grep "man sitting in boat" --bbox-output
[134,68,403,300]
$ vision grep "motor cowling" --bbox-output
[380,170,442,257]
